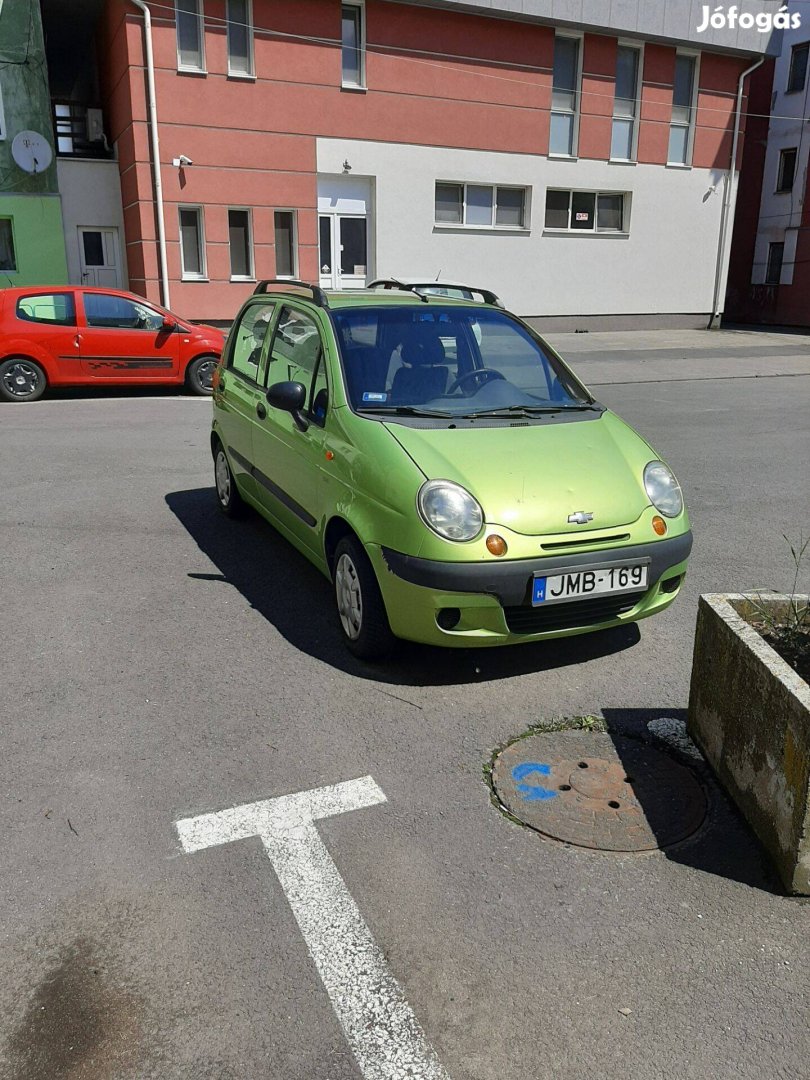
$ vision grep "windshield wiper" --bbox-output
[357,405,456,418]
[461,403,601,418]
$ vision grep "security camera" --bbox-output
[172,154,194,167]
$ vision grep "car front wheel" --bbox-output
[0,358,47,403]
[214,443,246,518]
[333,535,395,660]
[185,355,219,396]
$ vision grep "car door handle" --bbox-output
[256,401,267,420]
[74,334,81,348]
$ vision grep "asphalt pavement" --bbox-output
[1,328,809,1080]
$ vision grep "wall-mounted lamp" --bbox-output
[342,159,352,174]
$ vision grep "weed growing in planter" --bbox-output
[745,533,810,682]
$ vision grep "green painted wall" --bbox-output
[0,0,67,286]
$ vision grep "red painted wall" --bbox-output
[99,0,755,320]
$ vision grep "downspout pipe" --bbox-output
[708,55,765,329]
[128,1,171,309]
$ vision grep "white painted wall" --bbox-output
[317,137,727,317]
[57,158,128,288]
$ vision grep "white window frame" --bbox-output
[667,49,700,168]
[274,209,299,279]
[226,0,254,79]
[549,31,583,159]
[228,206,254,281]
[765,240,785,285]
[433,182,531,231]
[610,40,643,164]
[176,0,206,74]
[341,0,366,90]
[0,81,6,141]
[543,189,630,235]
[776,147,798,194]
[786,41,809,94]
[178,205,207,280]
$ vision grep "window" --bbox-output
[668,53,697,165]
[434,183,528,228]
[0,218,15,271]
[550,35,580,156]
[179,206,206,279]
[83,293,164,330]
[341,3,364,88]
[777,148,797,193]
[16,294,76,325]
[0,81,6,140]
[612,45,641,161]
[544,189,628,233]
[176,0,205,72]
[274,211,297,277]
[230,301,276,380]
[787,42,809,93]
[227,0,253,77]
[228,209,253,279]
[269,306,328,422]
[766,242,784,285]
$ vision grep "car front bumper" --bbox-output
[369,530,693,648]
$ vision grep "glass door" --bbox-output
[318,215,368,290]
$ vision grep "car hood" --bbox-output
[384,411,653,535]
[192,323,225,341]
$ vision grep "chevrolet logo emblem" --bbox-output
[568,511,594,525]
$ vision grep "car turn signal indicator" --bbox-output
[486,534,508,556]
[652,516,667,536]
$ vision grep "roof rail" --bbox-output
[366,278,503,308]
[253,279,329,307]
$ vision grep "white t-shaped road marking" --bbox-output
[176,776,451,1080]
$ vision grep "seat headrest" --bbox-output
[401,325,445,367]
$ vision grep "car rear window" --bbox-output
[16,293,76,326]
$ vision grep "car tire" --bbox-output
[185,354,219,396]
[0,357,47,403]
[213,442,247,518]
[333,535,396,661]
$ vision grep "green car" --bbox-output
[211,280,692,659]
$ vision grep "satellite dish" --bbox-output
[11,130,53,174]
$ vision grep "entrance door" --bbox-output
[79,228,122,288]
[317,176,372,291]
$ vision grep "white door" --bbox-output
[78,228,122,288]
[317,177,372,291]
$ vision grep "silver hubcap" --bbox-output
[196,358,217,391]
[335,553,363,640]
[3,361,40,398]
[215,451,231,505]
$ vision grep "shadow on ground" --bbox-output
[602,708,784,895]
[166,486,642,686]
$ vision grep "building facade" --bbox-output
[726,4,810,326]
[88,0,780,326]
[0,0,68,288]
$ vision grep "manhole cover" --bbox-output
[491,731,707,852]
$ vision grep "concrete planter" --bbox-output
[688,594,810,894]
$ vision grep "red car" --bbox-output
[0,286,224,402]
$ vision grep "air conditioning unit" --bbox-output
[86,108,105,143]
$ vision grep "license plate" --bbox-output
[532,563,648,606]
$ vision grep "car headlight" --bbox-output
[643,461,683,518]
[417,480,483,541]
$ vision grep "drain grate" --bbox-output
[491,730,707,852]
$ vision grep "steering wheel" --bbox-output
[446,368,506,395]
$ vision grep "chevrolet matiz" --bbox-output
[211,281,692,659]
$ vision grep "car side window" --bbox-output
[16,293,76,326]
[83,293,164,331]
[230,302,276,382]
[268,306,328,423]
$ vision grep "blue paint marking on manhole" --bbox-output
[511,762,558,801]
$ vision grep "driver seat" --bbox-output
[391,326,448,404]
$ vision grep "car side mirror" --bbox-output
[161,317,176,331]
[267,380,309,431]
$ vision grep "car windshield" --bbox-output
[332,306,592,416]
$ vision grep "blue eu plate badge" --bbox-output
[532,577,547,604]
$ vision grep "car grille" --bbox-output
[503,591,646,634]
